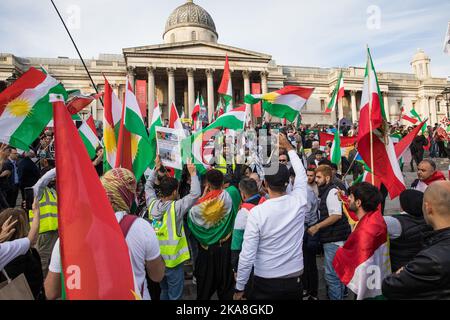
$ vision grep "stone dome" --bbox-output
[164,1,217,38]
[411,49,430,63]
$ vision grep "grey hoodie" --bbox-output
[144,170,201,236]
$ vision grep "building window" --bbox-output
[412,101,416,110]
[170,34,175,43]
[211,35,215,42]
[234,89,241,104]
[320,99,325,111]
[191,31,197,41]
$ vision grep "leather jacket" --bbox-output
[382,227,450,300]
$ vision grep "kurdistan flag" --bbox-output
[148,101,163,169]
[218,54,233,112]
[326,70,345,113]
[245,86,314,122]
[124,78,149,140]
[123,82,152,180]
[103,79,122,172]
[188,185,242,247]
[0,67,67,150]
[78,114,100,159]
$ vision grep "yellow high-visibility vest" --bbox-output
[148,200,190,268]
[29,188,58,234]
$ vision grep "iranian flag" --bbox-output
[51,94,137,300]
[218,54,233,112]
[245,86,314,122]
[401,107,421,124]
[103,79,122,172]
[169,101,185,136]
[0,67,67,150]
[357,48,405,199]
[78,114,100,159]
[330,130,342,165]
[326,71,344,113]
[333,210,391,300]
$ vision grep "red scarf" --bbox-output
[424,171,447,185]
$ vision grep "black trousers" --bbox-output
[248,275,303,300]
[194,237,235,300]
[302,245,318,298]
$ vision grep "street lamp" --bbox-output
[442,87,450,119]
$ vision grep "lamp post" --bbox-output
[442,87,450,119]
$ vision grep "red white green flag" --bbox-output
[333,210,391,300]
[169,101,185,135]
[78,114,100,159]
[401,107,421,124]
[326,71,344,113]
[357,48,405,199]
[245,86,314,122]
[51,94,137,300]
[0,67,67,150]
[103,79,122,172]
[218,54,233,112]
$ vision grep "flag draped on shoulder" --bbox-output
[326,71,344,113]
[356,48,405,199]
[188,186,241,246]
[103,79,122,172]
[245,86,314,122]
[51,94,136,300]
[0,67,67,150]
[218,54,233,112]
[333,210,391,300]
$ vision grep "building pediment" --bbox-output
[123,41,271,63]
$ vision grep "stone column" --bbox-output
[167,67,175,110]
[206,68,215,122]
[429,96,437,125]
[243,70,251,125]
[421,95,430,125]
[187,68,195,117]
[127,66,135,91]
[350,90,357,124]
[147,67,155,124]
[261,71,270,123]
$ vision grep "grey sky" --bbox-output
[1,0,449,77]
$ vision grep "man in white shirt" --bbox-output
[308,165,351,300]
[234,133,307,300]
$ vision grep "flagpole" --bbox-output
[50,0,103,106]
[367,46,375,185]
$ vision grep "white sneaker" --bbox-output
[192,276,197,285]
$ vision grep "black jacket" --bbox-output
[18,157,40,189]
[382,227,450,300]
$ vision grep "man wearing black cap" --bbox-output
[384,189,433,273]
[234,134,307,300]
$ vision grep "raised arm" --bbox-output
[33,168,56,199]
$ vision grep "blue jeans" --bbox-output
[160,263,185,300]
[323,243,345,300]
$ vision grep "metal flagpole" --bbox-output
[50,0,103,106]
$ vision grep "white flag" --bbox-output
[444,22,450,55]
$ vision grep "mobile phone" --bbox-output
[24,187,34,211]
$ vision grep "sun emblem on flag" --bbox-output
[6,98,32,117]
